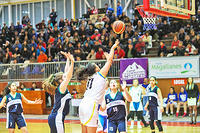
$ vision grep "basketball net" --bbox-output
[136,6,157,30]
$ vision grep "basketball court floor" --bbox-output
[0,114,199,133]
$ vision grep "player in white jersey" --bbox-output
[77,40,119,133]
[127,79,148,128]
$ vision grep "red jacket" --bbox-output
[114,49,125,58]
[91,33,101,40]
[96,51,104,59]
[171,40,180,48]
[135,42,145,52]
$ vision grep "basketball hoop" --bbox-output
[136,5,157,30]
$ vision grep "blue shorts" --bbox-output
[48,113,65,133]
[7,113,26,129]
[108,118,126,133]
[99,114,107,131]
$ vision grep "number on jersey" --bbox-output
[113,107,118,112]
[87,78,94,90]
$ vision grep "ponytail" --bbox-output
[76,63,96,81]
[3,82,13,96]
[42,72,63,94]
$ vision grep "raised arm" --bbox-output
[21,94,43,104]
[121,81,132,102]
[157,88,164,112]
[0,96,6,109]
[100,97,106,112]
[99,40,119,77]
[59,52,74,94]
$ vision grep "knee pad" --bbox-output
[149,120,155,130]
[156,120,163,132]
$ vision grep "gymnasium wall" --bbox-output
[0,0,134,26]
[0,79,200,98]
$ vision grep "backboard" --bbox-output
[141,0,195,19]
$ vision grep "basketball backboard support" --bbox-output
[141,0,195,19]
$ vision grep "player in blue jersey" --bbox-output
[42,51,74,133]
[101,80,132,133]
[144,76,164,133]
[176,86,188,117]
[165,87,178,116]
[0,82,42,133]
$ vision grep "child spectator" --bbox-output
[165,87,178,116]
[176,86,187,117]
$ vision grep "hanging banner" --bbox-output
[120,58,148,85]
[149,56,199,78]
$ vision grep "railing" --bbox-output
[0,59,120,82]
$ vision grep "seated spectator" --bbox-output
[19,83,27,91]
[165,87,178,116]
[183,35,192,47]
[160,20,170,38]
[189,29,196,42]
[37,50,48,62]
[95,18,105,29]
[86,49,96,60]
[37,45,46,56]
[96,47,104,59]
[176,86,187,117]
[178,28,186,41]
[185,43,196,55]
[142,31,152,48]
[176,41,185,56]
[184,51,189,56]
[83,42,91,56]
[21,47,31,60]
[30,82,37,91]
[74,49,85,60]
[84,36,94,46]
[86,24,95,36]
[193,34,200,53]
[91,29,101,40]
[135,38,145,56]
[158,41,167,56]
[171,35,180,49]
[114,45,125,59]
[134,20,143,35]
[125,43,137,58]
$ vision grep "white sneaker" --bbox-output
[137,121,142,128]
[130,121,134,128]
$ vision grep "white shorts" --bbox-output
[188,98,197,106]
[79,98,99,127]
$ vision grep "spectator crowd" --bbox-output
[0,1,200,65]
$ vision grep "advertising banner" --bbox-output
[149,56,199,78]
[120,58,148,85]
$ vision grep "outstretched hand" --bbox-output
[0,102,6,108]
[121,80,127,91]
[60,51,74,62]
[112,39,120,49]
[34,98,43,104]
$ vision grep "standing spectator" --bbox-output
[91,6,98,14]
[91,29,101,40]
[37,51,48,63]
[22,15,30,26]
[49,9,57,26]
[185,77,199,124]
[114,45,125,59]
[158,41,167,56]
[117,1,123,17]
[15,21,22,33]
[58,18,65,32]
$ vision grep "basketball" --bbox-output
[112,20,125,34]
